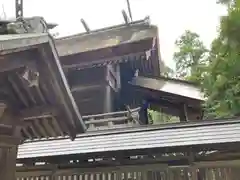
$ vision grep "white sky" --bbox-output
[1,0,226,68]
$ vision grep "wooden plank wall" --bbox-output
[16,164,168,180]
[16,165,240,180]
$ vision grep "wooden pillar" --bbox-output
[104,84,112,113]
[0,145,18,180]
[0,121,21,180]
[179,103,188,122]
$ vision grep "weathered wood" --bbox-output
[62,51,146,70]
[16,163,168,180]
[51,117,64,136]
[85,116,129,125]
[0,135,21,147]
[83,107,140,119]
[43,118,58,137]
[194,160,240,168]
[8,75,29,107]
[37,41,86,137]
[0,50,36,73]
[0,146,18,180]
[179,104,188,122]
[34,119,48,137]
[0,126,21,180]
[20,105,58,120]
[83,107,140,129]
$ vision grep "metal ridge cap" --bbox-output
[56,17,151,41]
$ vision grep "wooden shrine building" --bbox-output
[52,16,203,123]
[0,16,210,180]
[0,33,86,180]
[54,16,161,116]
[14,17,224,180]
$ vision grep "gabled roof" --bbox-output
[0,33,86,140]
[55,17,156,56]
[55,17,161,76]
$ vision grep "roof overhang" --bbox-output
[0,33,86,140]
[129,76,205,116]
[55,18,161,76]
[0,19,58,30]
[130,76,205,102]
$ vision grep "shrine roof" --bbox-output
[55,17,161,76]
[130,76,205,102]
[18,118,240,159]
[55,17,157,57]
[0,33,86,140]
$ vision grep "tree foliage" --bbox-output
[173,30,208,82]
[202,0,240,117]
[172,0,240,118]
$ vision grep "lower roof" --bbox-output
[17,119,240,159]
[130,76,205,101]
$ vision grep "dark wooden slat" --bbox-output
[62,51,146,70]
[21,127,33,140]
[29,125,41,139]
[20,105,58,121]
[85,116,128,125]
[8,75,29,107]
[51,117,64,136]
[34,119,48,137]
[42,118,57,137]
[0,50,36,73]
[17,72,37,105]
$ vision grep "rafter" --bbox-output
[20,105,58,121]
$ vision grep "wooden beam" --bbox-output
[8,75,29,107]
[20,105,58,121]
[194,160,240,168]
[71,84,103,93]
[62,51,146,70]
[0,123,13,136]
[29,125,41,139]
[34,120,48,137]
[51,117,64,136]
[42,118,57,137]
[0,50,36,73]
[0,135,21,147]
[21,127,33,139]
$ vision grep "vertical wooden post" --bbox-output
[179,103,188,122]
[0,145,18,180]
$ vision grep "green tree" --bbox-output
[173,30,208,83]
[202,0,240,117]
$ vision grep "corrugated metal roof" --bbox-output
[18,120,240,159]
[130,76,205,101]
